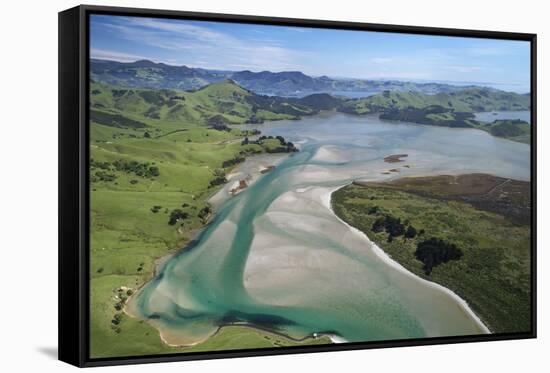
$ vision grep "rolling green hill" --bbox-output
[90,79,319,127]
[91,79,531,145]
[341,88,530,114]
[89,78,316,358]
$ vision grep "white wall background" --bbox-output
[0,0,547,371]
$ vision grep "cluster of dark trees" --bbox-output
[91,158,159,183]
[371,214,418,242]
[222,155,245,168]
[209,169,227,187]
[92,171,116,183]
[198,204,212,223]
[242,134,298,153]
[112,160,160,178]
[414,237,463,275]
[90,159,111,170]
[169,95,185,101]
[168,209,190,225]
[207,115,231,131]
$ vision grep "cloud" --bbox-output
[90,49,150,62]
[93,16,312,72]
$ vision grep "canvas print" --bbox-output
[88,14,532,358]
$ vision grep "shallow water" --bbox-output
[132,113,530,345]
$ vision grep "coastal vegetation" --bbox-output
[89,79,319,358]
[331,174,531,333]
[90,73,531,356]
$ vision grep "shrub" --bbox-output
[405,225,417,238]
[414,237,463,275]
[168,209,189,225]
[198,204,212,222]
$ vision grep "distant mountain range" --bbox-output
[90,79,530,143]
[91,59,494,97]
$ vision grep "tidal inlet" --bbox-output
[88,14,532,358]
[129,114,529,346]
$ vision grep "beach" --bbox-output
[323,186,490,334]
[131,112,528,347]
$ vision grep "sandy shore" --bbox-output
[322,185,490,335]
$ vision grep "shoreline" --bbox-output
[124,149,343,349]
[322,184,491,335]
[156,322,339,349]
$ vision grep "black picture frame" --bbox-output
[59,4,537,368]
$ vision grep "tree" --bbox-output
[168,209,189,225]
[405,225,417,239]
[209,168,227,187]
[384,216,405,237]
[368,206,379,215]
[143,131,151,138]
[198,204,212,222]
[241,137,249,145]
[372,217,386,233]
[149,166,160,177]
[414,237,463,275]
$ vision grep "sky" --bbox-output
[90,15,531,92]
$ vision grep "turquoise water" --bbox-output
[133,113,530,345]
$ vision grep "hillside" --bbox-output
[89,77,317,357]
[341,88,530,114]
[91,79,531,143]
[90,79,318,128]
[91,58,491,97]
[90,59,227,90]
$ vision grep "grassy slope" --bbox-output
[486,120,531,144]
[91,79,312,126]
[332,181,531,334]
[341,88,530,114]
[89,81,329,358]
[92,79,530,143]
